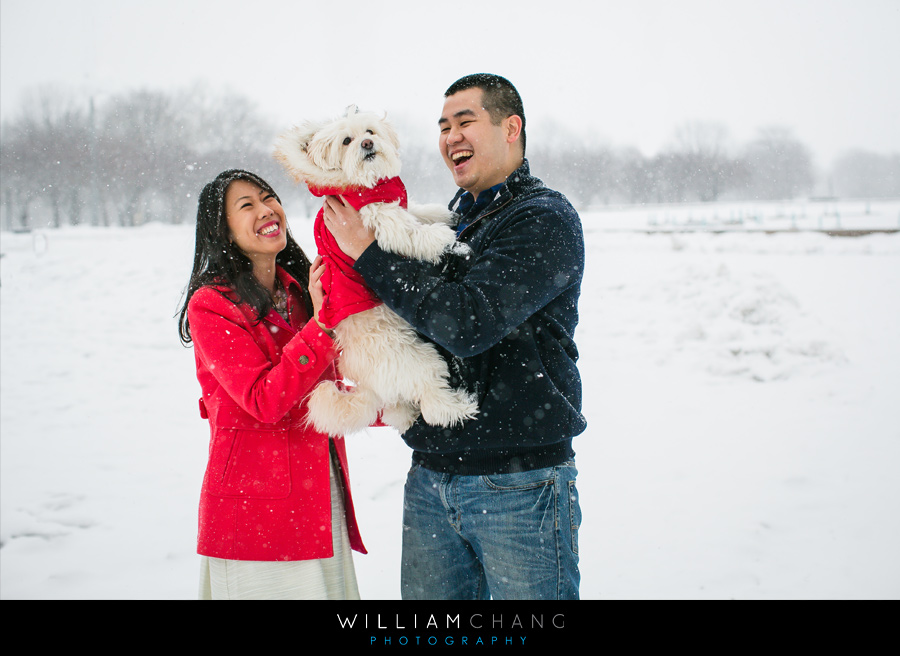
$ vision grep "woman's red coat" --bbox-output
[187,267,366,561]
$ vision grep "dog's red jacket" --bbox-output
[308,176,408,328]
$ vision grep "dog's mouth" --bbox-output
[363,151,378,162]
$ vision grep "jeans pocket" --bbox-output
[481,466,555,491]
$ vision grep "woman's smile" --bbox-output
[257,220,281,237]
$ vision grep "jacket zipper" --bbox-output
[457,197,512,241]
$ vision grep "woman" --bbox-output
[178,169,366,600]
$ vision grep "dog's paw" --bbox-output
[306,381,380,436]
[380,403,419,434]
[368,207,456,263]
[407,222,457,263]
[408,202,457,226]
[418,387,479,428]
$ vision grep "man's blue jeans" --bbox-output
[400,460,581,600]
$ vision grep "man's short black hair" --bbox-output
[445,74,526,155]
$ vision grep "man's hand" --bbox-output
[322,195,376,260]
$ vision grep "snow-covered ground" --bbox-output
[1,199,899,600]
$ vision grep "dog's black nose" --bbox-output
[361,139,374,150]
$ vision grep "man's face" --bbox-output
[438,88,518,196]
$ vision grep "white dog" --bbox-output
[274,106,478,436]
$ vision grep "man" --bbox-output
[322,74,586,600]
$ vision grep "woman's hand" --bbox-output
[308,256,334,336]
[322,195,376,259]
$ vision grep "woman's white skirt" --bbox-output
[198,452,360,600]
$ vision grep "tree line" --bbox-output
[1,86,898,231]
[530,120,900,208]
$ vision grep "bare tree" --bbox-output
[664,121,734,201]
[0,88,94,229]
[831,149,900,198]
[742,126,815,200]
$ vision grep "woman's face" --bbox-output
[224,179,287,261]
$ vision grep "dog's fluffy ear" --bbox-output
[273,120,323,183]
[293,119,326,152]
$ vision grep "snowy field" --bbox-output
[1,199,899,600]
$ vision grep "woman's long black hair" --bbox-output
[178,169,313,345]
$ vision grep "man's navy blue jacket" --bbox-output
[354,160,586,474]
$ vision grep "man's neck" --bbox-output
[465,156,523,198]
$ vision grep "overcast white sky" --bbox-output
[1,0,898,166]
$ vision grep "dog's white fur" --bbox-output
[274,106,478,435]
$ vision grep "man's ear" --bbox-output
[505,115,523,145]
